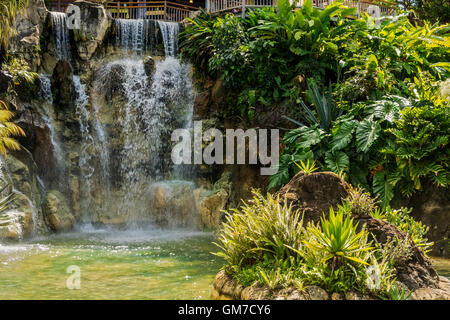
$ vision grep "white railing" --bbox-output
[206,0,396,17]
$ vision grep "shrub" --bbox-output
[214,190,305,273]
[382,207,434,254]
[215,191,397,296]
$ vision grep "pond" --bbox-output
[0,226,223,300]
[1,226,449,300]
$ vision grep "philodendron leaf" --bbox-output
[325,151,349,174]
[298,126,325,149]
[331,120,357,151]
[373,171,394,209]
[356,120,381,153]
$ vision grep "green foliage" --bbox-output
[0,99,25,155]
[294,159,318,175]
[382,207,433,254]
[303,207,373,268]
[2,57,39,85]
[183,0,449,208]
[272,90,450,208]
[395,0,450,24]
[284,79,342,132]
[0,0,27,59]
[214,190,305,272]
[345,186,377,217]
[383,283,412,300]
[216,191,399,296]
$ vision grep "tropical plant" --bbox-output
[2,57,39,85]
[284,79,342,132]
[345,185,377,217]
[0,0,27,59]
[214,190,305,273]
[271,91,449,208]
[0,99,25,155]
[215,191,402,295]
[383,207,433,254]
[303,206,373,268]
[294,159,318,175]
[383,283,412,300]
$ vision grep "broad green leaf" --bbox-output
[373,171,394,209]
[331,120,357,151]
[356,120,381,153]
[325,151,349,174]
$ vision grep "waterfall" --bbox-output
[114,19,180,56]
[157,21,179,57]
[73,75,95,221]
[74,75,112,222]
[38,74,66,184]
[50,12,70,60]
[37,17,196,227]
[83,55,195,226]
[115,19,156,54]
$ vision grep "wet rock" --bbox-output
[345,290,371,300]
[303,286,329,300]
[241,284,271,300]
[401,182,449,257]
[143,56,155,77]
[72,1,112,60]
[285,289,307,300]
[43,190,74,231]
[331,292,345,300]
[411,277,450,300]
[41,52,58,74]
[198,190,228,229]
[0,71,13,95]
[0,192,35,242]
[51,60,74,107]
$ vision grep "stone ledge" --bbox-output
[212,270,450,300]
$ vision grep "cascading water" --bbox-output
[157,21,179,57]
[38,74,66,186]
[115,19,159,54]
[69,18,198,227]
[50,12,70,60]
[87,55,195,226]
[36,17,196,228]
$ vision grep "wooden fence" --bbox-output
[49,1,199,22]
[49,0,396,20]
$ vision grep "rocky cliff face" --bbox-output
[0,0,262,240]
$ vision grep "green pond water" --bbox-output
[0,225,449,300]
[0,226,223,300]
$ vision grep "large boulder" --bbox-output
[276,172,350,224]
[276,172,441,290]
[0,156,41,241]
[72,1,112,60]
[42,190,74,231]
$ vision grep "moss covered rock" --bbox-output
[43,190,74,232]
